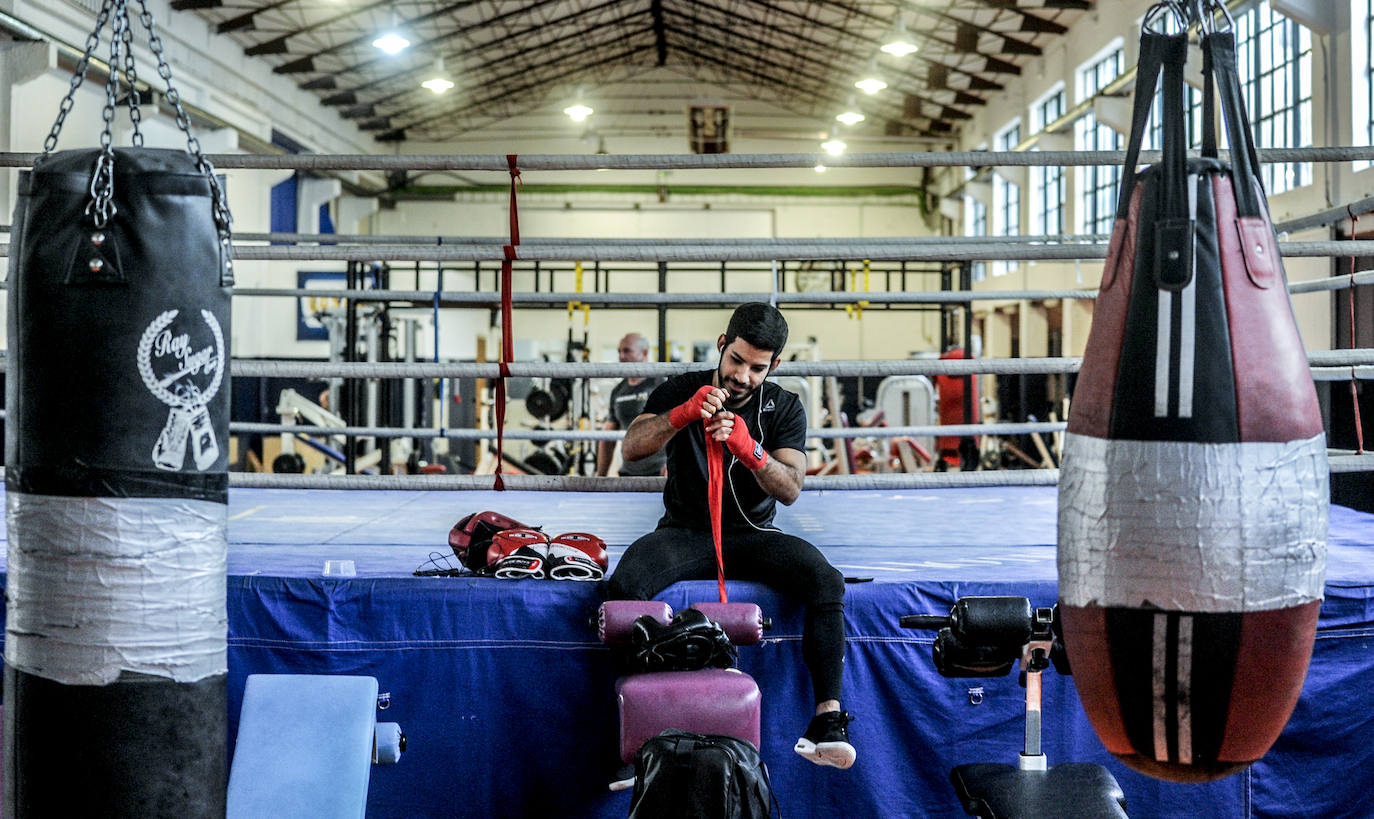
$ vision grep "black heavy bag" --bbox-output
[4,2,234,815]
[629,730,775,819]
[1058,2,1325,783]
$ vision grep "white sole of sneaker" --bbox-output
[793,737,856,770]
[608,776,635,792]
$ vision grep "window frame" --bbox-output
[1234,1,1313,194]
[1075,40,1125,235]
[992,119,1022,276]
[1030,84,1067,237]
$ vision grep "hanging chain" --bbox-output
[122,14,143,147]
[85,0,127,228]
[134,0,232,239]
[42,0,116,156]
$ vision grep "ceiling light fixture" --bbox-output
[855,76,887,95]
[821,138,846,156]
[880,17,919,58]
[836,97,865,126]
[564,87,593,122]
[421,58,454,94]
[372,32,410,55]
[855,60,887,95]
[373,11,411,55]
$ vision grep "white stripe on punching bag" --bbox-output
[1177,174,1200,418]
[1176,615,1194,764]
[1155,291,1173,417]
[1178,277,1197,418]
[1152,613,1170,762]
[1151,613,1195,764]
[1153,174,1201,419]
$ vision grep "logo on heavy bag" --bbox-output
[137,308,225,472]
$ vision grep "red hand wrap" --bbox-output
[724,418,768,471]
[668,385,716,429]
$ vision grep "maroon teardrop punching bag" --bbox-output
[4,2,233,814]
[1058,6,1326,783]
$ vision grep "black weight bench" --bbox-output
[902,597,1129,819]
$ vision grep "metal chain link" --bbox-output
[122,15,143,147]
[134,0,232,238]
[42,0,116,156]
[85,0,127,227]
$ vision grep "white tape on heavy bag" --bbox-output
[5,492,228,686]
[1058,431,1328,613]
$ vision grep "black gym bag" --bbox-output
[629,730,777,819]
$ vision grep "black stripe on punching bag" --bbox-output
[1105,608,1241,766]
[1110,161,1238,444]
[5,147,231,818]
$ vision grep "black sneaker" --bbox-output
[794,710,856,769]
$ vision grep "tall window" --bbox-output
[965,196,988,283]
[1031,87,1065,237]
[965,149,989,283]
[1076,44,1123,234]
[1235,2,1312,194]
[993,121,1021,276]
[1367,1,1374,156]
[1351,1,1374,170]
[1144,85,1204,152]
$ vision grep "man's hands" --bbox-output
[668,385,728,429]
[706,411,769,471]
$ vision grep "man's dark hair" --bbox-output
[724,302,789,360]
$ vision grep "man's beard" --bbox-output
[715,362,759,408]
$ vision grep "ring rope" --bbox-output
[140,349,1374,380]
[1312,366,1374,382]
[4,147,1370,171]
[1274,194,1374,235]
[221,454,1374,491]
[231,420,1069,442]
[232,287,1103,304]
[230,271,1370,303]
[0,239,1344,264]
[0,355,1363,381]
[229,232,1113,247]
[4,240,1372,263]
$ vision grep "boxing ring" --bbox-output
[0,485,1365,817]
[4,136,1374,816]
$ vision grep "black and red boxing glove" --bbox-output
[485,529,550,579]
[546,532,609,581]
[723,416,768,471]
[668,385,719,429]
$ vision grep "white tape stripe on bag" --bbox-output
[5,492,227,686]
[1058,432,1328,611]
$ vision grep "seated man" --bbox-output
[606,303,855,769]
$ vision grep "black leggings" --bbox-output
[606,525,846,705]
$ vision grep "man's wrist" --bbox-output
[726,426,769,470]
[667,402,696,429]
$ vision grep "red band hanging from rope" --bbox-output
[1349,208,1365,455]
[706,436,727,603]
[494,156,522,490]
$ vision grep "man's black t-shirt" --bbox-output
[643,370,807,532]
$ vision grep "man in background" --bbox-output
[597,333,666,477]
